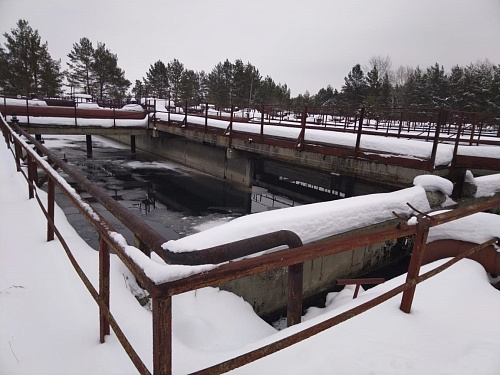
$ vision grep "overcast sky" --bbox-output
[1,0,499,96]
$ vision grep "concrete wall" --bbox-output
[218,219,412,318]
[109,134,253,186]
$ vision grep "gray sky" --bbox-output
[1,0,499,96]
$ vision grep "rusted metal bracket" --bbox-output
[336,278,385,298]
[406,202,435,220]
[392,210,409,221]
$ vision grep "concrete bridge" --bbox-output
[3,100,500,199]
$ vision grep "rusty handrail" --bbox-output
[1,118,153,374]
[3,113,500,375]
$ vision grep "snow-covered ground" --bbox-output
[1,124,500,373]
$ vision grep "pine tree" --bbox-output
[67,37,94,95]
[404,67,427,107]
[0,46,8,89]
[207,59,233,107]
[131,79,145,101]
[365,65,381,107]
[231,60,260,107]
[2,19,63,96]
[179,69,198,102]
[488,65,500,113]
[197,71,208,103]
[166,59,184,102]
[448,65,467,110]
[91,42,130,101]
[463,61,494,112]
[314,85,335,106]
[39,49,63,97]
[145,60,169,98]
[254,75,275,105]
[341,64,368,107]
[424,63,449,108]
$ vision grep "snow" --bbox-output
[1,122,500,374]
[71,93,92,99]
[76,102,103,109]
[121,104,145,112]
[3,97,48,106]
[475,173,500,197]
[413,174,454,195]
[427,211,500,244]
[457,144,500,159]
[228,259,500,375]
[163,186,431,253]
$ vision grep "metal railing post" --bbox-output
[14,140,22,172]
[400,217,431,313]
[204,102,208,131]
[287,263,303,327]
[469,113,477,145]
[47,177,55,241]
[183,100,188,126]
[260,104,265,140]
[27,153,34,199]
[167,97,171,125]
[295,106,307,150]
[450,112,464,169]
[354,107,365,158]
[428,108,444,171]
[153,296,172,375]
[26,97,30,125]
[99,235,110,343]
[154,99,157,128]
[134,235,151,258]
[397,111,403,137]
[227,104,234,148]
[74,104,78,127]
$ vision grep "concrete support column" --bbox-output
[86,135,92,158]
[130,135,136,154]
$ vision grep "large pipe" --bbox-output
[423,239,500,275]
[165,229,303,265]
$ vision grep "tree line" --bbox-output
[133,58,291,108]
[1,20,499,114]
[293,56,500,114]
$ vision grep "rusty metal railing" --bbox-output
[1,112,499,375]
[148,102,499,173]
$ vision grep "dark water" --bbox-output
[42,135,300,249]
